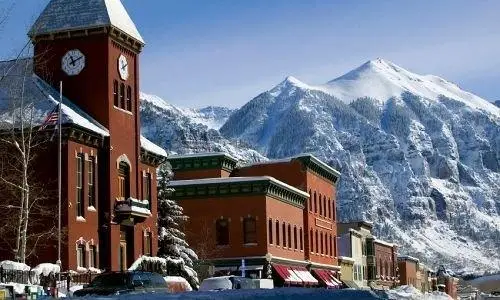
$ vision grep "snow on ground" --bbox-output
[164,276,192,292]
[387,285,451,300]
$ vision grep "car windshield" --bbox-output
[88,273,129,288]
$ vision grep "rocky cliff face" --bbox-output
[220,59,500,273]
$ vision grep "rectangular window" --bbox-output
[293,227,297,250]
[144,173,151,209]
[88,156,95,207]
[113,80,118,107]
[282,223,286,247]
[216,219,229,246]
[243,217,257,244]
[287,225,291,248]
[275,221,280,246]
[118,176,126,200]
[299,228,303,251]
[77,245,86,268]
[144,232,152,256]
[126,86,132,112]
[89,245,96,268]
[76,154,84,217]
[268,219,273,244]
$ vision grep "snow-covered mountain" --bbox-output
[495,100,500,108]
[220,59,500,273]
[139,92,264,162]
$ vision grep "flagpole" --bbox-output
[57,81,62,282]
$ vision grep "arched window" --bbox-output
[126,86,132,112]
[328,199,331,218]
[319,193,323,216]
[299,228,303,251]
[323,196,327,217]
[314,192,317,213]
[268,219,273,244]
[118,161,130,200]
[275,220,280,246]
[113,80,118,107]
[243,217,257,244]
[216,219,229,245]
[120,83,125,108]
[282,223,286,247]
[315,230,318,254]
[293,226,297,250]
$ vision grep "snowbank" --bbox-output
[386,285,452,300]
[164,276,192,292]
[32,263,60,276]
[0,260,31,271]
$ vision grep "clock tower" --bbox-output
[28,0,157,271]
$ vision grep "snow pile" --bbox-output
[0,260,31,271]
[32,263,60,276]
[387,285,451,300]
[164,276,192,292]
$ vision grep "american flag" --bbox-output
[38,106,59,131]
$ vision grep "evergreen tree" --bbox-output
[157,163,199,289]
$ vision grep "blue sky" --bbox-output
[1,0,499,108]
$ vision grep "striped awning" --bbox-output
[312,269,341,288]
[272,264,318,286]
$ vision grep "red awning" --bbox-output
[291,266,319,286]
[312,269,340,288]
[272,264,302,285]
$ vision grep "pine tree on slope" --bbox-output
[157,163,199,288]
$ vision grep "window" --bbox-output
[282,223,286,247]
[77,245,86,268]
[143,173,152,209]
[319,193,323,216]
[385,261,390,277]
[268,219,273,244]
[315,230,318,254]
[293,226,297,250]
[118,162,130,200]
[120,83,125,109]
[126,86,132,112]
[330,235,333,256]
[328,199,331,218]
[88,156,95,208]
[333,235,337,257]
[275,221,280,246]
[332,200,336,220]
[310,229,313,252]
[216,219,229,246]
[308,190,312,211]
[89,245,97,268]
[113,80,118,107]
[76,154,84,217]
[144,232,152,256]
[243,217,257,244]
[314,192,317,213]
[323,196,327,217]
[320,232,324,254]
[287,224,291,248]
[299,228,303,251]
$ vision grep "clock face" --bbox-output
[61,49,85,76]
[118,54,129,80]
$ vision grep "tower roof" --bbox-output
[29,0,144,44]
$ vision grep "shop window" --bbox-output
[243,217,257,244]
[216,219,229,246]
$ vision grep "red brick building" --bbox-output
[168,153,342,288]
[0,0,166,272]
[366,237,398,289]
[398,256,419,287]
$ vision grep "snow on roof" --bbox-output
[30,0,144,44]
[374,238,395,248]
[32,263,61,276]
[398,255,420,263]
[140,135,167,158]
[168,152,237,161]
[0,59,109,137]
[0,260,31,271]
[169,176,310,198]
[338,256,356,263]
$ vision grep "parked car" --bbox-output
[199,276,267,291]
[72,271,169,297]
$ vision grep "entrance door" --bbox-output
[120,231,127,271]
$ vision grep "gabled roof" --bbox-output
[29,0,144,44]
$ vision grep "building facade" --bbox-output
[368,238,398,289]
[168,153,342,288]
[338,228,366,288]
[398,256,419,287]
[0,0,166,272]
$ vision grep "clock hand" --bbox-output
[69,56,76,66]
[121,63,128,71]
[73,56,84,64]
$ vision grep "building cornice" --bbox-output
[294,155,340,184]
[168,152,238,173]
[140,148,166,167]
[170,177,307,209]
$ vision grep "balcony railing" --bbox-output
[114,197,151,221]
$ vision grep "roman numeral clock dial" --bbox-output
[61,49,85,76]
[118,54,129,81]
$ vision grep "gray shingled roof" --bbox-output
[29,0,144,44]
